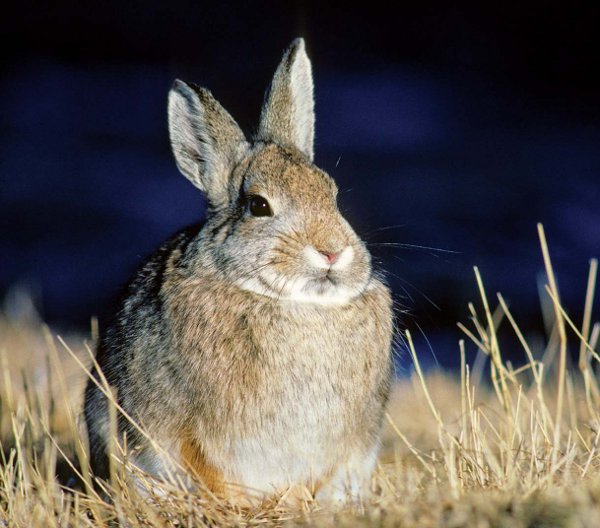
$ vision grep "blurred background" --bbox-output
[2,1,598,368]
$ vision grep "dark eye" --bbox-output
[248,195,273,217]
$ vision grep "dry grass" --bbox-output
[1,223,599,527]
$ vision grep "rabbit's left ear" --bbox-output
[168,80,249,207]
[257,38,315,161]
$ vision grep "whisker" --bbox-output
[275,273,290,303]
[379,269,441,312]
[243,260,285,279]
[275,230,303,246]
[367,242,459,255]
[413,321,440,369]
[363,224,408,237]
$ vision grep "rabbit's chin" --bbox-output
[235,273,367,307]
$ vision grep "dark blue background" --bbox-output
[2,2,598,366]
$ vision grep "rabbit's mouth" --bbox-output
[311,274,338,290]
[235,268,365,306]
[295,272,363,304]
[294,279,357,305]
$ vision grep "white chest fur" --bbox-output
[160,277,392,499]
[199,297,388,495]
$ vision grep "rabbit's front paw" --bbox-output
[315,448,378,508]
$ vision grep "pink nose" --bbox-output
[319,250,339,265]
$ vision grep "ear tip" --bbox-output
[290,37,305,50]
[170,80,215,108]
[288,37,308,59]
[172,78,188,90]
[170,79,194,100]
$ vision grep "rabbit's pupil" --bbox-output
[248,195,272,217]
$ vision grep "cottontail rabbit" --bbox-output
[84,38,393,505]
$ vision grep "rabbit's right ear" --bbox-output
[168,80,249,206]
[257,38,315,162]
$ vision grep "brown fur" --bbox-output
[84,38,394,506]
[179,435,225,495]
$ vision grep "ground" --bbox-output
[1,227,599,527]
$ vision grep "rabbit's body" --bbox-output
[85,40,393,505]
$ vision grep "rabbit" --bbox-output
[84,38,394,506]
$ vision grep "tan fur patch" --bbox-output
[180,436,224,494]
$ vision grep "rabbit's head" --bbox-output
[168,39,373,306]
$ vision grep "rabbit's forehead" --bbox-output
[243,145,337,202]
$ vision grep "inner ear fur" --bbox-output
[168,80,249,206]
[257,38,315,162]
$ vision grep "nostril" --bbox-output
[318,250,339,265]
